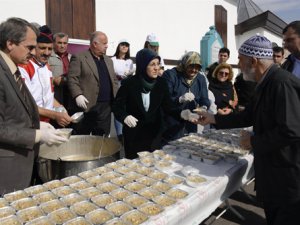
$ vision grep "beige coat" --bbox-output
[67,50,118,112]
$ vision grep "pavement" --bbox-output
[200,180,267,225]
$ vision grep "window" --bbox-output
[45,0,95,40]
[215,5,227,47]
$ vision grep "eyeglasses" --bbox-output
[218,71,229,76]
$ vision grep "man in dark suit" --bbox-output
[194,35,300,225]
[282,21,300,78]
[68,31,118,136]
[0,17,68,195]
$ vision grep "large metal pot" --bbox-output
[38,135,121,182]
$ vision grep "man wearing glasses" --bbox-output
[0,18,67,194]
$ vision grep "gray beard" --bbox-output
[243,68,256,82]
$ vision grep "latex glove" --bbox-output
[179,92,195,103]
[180,109,191,120]
[75,95,89,109]
[181,109,199,121]
[40,127,68,145]
[124,115,138,128]
[40,121,55,130]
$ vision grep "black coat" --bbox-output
[234,73,256,107]
[112,75,180,159]
[215,65,300,204]
[209,79,235,110]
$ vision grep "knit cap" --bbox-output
[238,35,273,59]
[37,25,53,43]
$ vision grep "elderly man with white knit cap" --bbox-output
[193,35,300,225]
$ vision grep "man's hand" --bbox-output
[180,109,199,122]
[76,95,89,109]
[193,111,216,126]
[124,115,138,128]
[39,125,68,145]
[53,76,62,86]
[40,121,55,130]
[240,130,252,150]
[54,112,73,127]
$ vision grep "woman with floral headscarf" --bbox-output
[162,51,210,142]
[112,49,183,159]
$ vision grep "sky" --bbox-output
[252,0,299,23]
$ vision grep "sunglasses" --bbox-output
[218,71,229,76]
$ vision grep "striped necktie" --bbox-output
[14,69,27,101]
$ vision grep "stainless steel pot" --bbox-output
[38,135,121,182]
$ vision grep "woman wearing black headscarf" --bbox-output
[112,49,182,159]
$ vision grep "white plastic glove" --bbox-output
[124,115,138,128]
[40,126,68,145]
[180,109,199,121]
[179,92,195,103]
[75,95,89,109]
[40,121,55,130]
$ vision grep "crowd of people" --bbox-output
[0,16,300,225]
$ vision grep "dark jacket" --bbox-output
[234,73,256,107]
[281,54,295,73]
[67,50,118,112]
[112,75,180,158]
[162,68,210,141]
[206,62,219,82]
[209,79,235,110]
[0,55,40,194]
[215,65,300,204]
[112,49,180,159]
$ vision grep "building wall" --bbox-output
[2,0,284,67]
[96,0,238,65]
[0,0,46,26]
[0,0,238,64]
[236,27,283,49]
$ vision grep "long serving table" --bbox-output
[144,151,254,225]
[0,129,254,225]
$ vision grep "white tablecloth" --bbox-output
[144,154,254,225]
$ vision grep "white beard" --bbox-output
[243,67,256,82]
